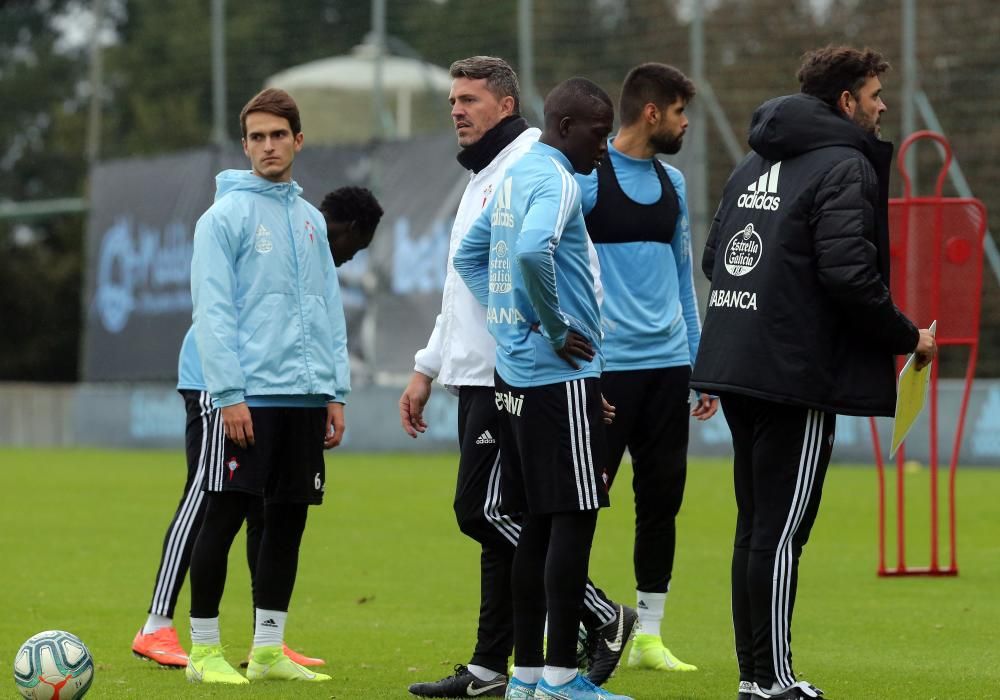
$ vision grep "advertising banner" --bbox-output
[81,134,465,383]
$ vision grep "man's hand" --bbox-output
[914,327,937,370]
[601,395,616,424]
[221,402,254,448]
[691,394,719,421]
[399,371,433,438]
[556,330,595,370]
[324,402,345,449]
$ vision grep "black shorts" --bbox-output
[203,405,327,505]
[495,372,610,515]
[181,389,219,486]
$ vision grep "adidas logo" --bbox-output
[260,618,278,628]
[490,176,515,228]
[476,430,496,445]
[737,161,781,211]
[637,600,648,609]
[254,223,274,253]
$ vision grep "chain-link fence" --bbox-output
[2,0,997,380]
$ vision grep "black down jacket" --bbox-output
[690,93,918,417]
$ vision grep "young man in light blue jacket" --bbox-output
[132,187,382,673]
[186,88,347,686]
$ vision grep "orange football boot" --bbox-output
[131,627,188,668]
[282,643,326,667]
[240,643,326,668]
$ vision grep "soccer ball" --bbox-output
[13,631,94,699]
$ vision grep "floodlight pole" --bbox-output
[86,0,105,166]
[372,0,389,140]
[518,0,543,125]
[902,0,917,189]
[211,0,227,147]
[688,0,708,267]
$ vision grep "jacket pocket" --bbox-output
[239,294,292,388]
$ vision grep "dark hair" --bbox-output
[797,46,890,107]
[543,77,613,126]
[619,63,695,126]
[320,186,384,235]
[239,88,301,138]
[450,56,521,113]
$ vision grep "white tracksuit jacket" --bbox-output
[414,127,602,390]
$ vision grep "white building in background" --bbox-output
[266,42,453,144]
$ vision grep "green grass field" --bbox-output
[1,448,998,699]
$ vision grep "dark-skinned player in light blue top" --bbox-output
[576,64,718,675]
[455,77,633,700]
[456,140,603,387]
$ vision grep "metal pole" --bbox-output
[699,82,744,166]
[901,0,917,188]
[372,0,388,139]
[518,0,543,124]
[211,0,227,147]
[86,0,105,165]
[365,0,388,384]
[689,0,709,299]
[0,198,88,221]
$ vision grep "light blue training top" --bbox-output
[454,141,603,387]
[576,139,701,371]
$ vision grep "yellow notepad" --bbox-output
[890,320,937,458]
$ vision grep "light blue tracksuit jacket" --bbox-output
[191,169,349,409]
[176,325,206,392]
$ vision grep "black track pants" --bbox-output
[601,366,690,593]
[721,393,835,690]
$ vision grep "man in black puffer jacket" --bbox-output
[691,46,936,700]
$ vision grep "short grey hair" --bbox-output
[449,56,521,114]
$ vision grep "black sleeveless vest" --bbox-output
[584,156,679,245]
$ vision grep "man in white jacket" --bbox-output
[400,57,632,698]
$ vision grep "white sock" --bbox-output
[763,681,812,695]
[636,590,667,638]
[467,664,503,681]
[253,608,287,649]
[189,617,220,646]
[142,613,172,635]
[542,666,577,687]
[513,666,542,684]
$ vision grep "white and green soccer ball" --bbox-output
[13,630,94,699]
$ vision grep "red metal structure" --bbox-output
[871,130,987,577]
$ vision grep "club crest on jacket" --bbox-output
[724,223,762,276]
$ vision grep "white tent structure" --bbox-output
[265,43,453,144]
